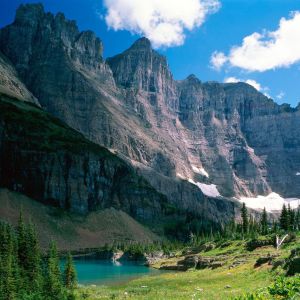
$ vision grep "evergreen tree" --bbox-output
[0,223,16,300]
[260,207,268,235]
[64,253,77,290]
[288,205,295,231]
[26,222,42,292]
[45,242,64,300]
[17,210,27,271]
[241,203,249,235]
[296,207,300,231]
[280,204,289,231]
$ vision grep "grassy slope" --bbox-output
[76,237,300,299]
[0,188,160,250]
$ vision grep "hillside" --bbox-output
[0,188,160,250]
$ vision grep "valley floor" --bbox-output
[75,238,300,299]
[76,263,271,299]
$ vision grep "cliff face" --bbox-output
[0,94,166,222]
[0,3,115,135]
[106,43,300,200]
[0,94,234,234]
[0,51,38,104]
[0,4,299,220]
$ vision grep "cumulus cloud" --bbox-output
[211,11,300,72]
[224,77,270,97]
[210,51,227,70]
[103,0,220,48]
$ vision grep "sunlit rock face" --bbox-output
[0,3,300,217]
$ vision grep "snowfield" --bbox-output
[239,192,300,212]
[188,179,221,197]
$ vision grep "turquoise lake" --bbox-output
[63,259,165,285]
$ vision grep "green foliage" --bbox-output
[280,204,289,231]
[0,212,77,300]
[44,242,64,300]
[241,203,249,235]
[233,275,300,300]
[268,275,300,298]
[246,236,274,251]
[64,253,77,290]
[260,208,268,235]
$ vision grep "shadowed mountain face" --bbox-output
[0,4,299,224]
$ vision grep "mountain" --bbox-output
[0,3,299,237]
[0,94,169,222]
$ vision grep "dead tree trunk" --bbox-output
[276,234,288,250]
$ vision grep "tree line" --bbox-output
[0,212,77,300]
[188,203,300,245]
[222,203,300,240]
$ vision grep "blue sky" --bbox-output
[1,0,300,106]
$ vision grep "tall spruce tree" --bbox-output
[45,242,64,300]
[288,205,295,231]
[241,203,249,235]
[296,207,300,231]
[64,253,77,290]
[0,223,16,300]
[280,204,289,231]
[260,207,268,235]
[26,222,42,292]
[17,210,27,271]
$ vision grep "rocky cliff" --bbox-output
[0,3,298,221]
[0,93,234,237]
[0,51,38,104]
[0,94,165,221]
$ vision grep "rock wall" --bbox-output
[1,4,298,220]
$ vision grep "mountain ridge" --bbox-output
[0,3,299,222]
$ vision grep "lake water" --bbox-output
[64,258,165,285]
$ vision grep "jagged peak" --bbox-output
[129,37,152,51]
[186,74,201,84]
[15,3,45,23]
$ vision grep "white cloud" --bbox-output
[103,0,220,48]
[224,77,270,97]
[276,91,285,100]
[211,11,300,72]
[210,51,227,70]
[224,77,262,90]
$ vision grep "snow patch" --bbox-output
[176,173,186,180]
[296,172,300,176]
[188,179,220,197]
[192,165,209,177]
[197,183,220,197]
[239,192,300,212]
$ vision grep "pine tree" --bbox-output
[45,242,64,300]
[64,253,77,290]
[0,223,17,300]
[17,210,27,270]
[288,206,295,231]
[26,222,42,292]
[241,203,249,235]
[280,204,289,231]
[296,207,300,231]
[260,207,268,235]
